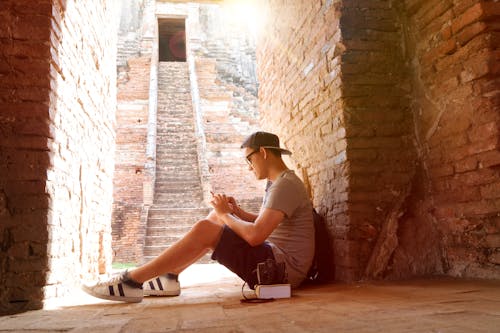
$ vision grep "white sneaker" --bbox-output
[143,273,180,296]
[81,270,143,303]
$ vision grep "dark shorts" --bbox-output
[211,225,274,289]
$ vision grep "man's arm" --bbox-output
[211,194,284,246]
[227,196,258,222]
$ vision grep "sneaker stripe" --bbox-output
[156,277,164,291]
[148,281,155,290]
[118,283,125,297]
[109,286,115,296]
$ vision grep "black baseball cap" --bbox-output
[241,131,292,155]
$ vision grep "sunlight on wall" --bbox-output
[221,0,267,39]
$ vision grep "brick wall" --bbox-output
[0,0,53,314]
[395,0,500,279]
[257,0,499,281]
[257,0,355,280]
[0,0,117,314]
[112,55,151,262]
[112,0,154,263]
[340,1,417,281]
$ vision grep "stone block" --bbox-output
[488,251,500,264]
[485,234,500,248]
[480,182,500,200]
[451,2,483,34]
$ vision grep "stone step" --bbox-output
[147,212,206,221]
[154,195,204,204]
[153,185,202,192]
[153,176,200,182]
[145,61,207,257]
[155,153,198,160]
[154,186,202,196]
[155,170,201,176]
[155,167,199,173]
[158,111,193,116]
[157,126,194,131]
[154,174,200,180]
[154,166,201,172]
[155,144,198,151]
[157,117,194,122]
[157,121,194,126]
[155,156,198,161]
[155,164,200,170]
[148,207,210,216]
[156,148,196,154]
[154,187,202,195]
[155,175,199,180]
[157,143,197,149]
[151,202,205,208]
[157,106,192,112]
[145,222,196,232]
[153,191,201,199]
[144,235,182,245]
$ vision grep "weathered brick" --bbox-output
[480,182,500,200]
[420,39,457,68]
[458,199,500,216]
[485,234,500,248]
[415,0,453,29]
[468,121,498,143]
[455,155,479,173]
[435,33,490,72]
[1,0,117,314]
[456,21,487,46]
[478,149,500,168]
[451,2,483,34]
[11,14,51,40]
[460,50,492,83]
[482,2,500,19]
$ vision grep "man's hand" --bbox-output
[209,193,233,216]
[226,196,241,216]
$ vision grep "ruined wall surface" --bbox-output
[112,0,153,263]
[44,0,118,300]
[339,1,418,281]
[112,55,151,262]
[0,0,52,315]
[257,0,349,280]
[257,0,499,281]
[257,0,415,281]
[0,0,117,314]
[394,0,500,279]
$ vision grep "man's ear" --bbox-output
[260,147,267,159]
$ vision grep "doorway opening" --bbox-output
[158,18,186,62]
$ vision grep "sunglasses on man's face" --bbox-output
[245,150,259,166]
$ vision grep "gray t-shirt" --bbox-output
[263,169,314,287]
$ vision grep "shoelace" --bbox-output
[95,272,125,286]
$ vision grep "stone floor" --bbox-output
[1,264,499,332]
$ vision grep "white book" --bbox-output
[255,284,291,299]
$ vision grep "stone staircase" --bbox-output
[143,62,212,263]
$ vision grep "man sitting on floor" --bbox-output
[83,131,314,302]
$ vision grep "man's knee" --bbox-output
[191,219,223,248]
[206,210,223,225]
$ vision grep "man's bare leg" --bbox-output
[128,218,224,283]
[160,210,225,275]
